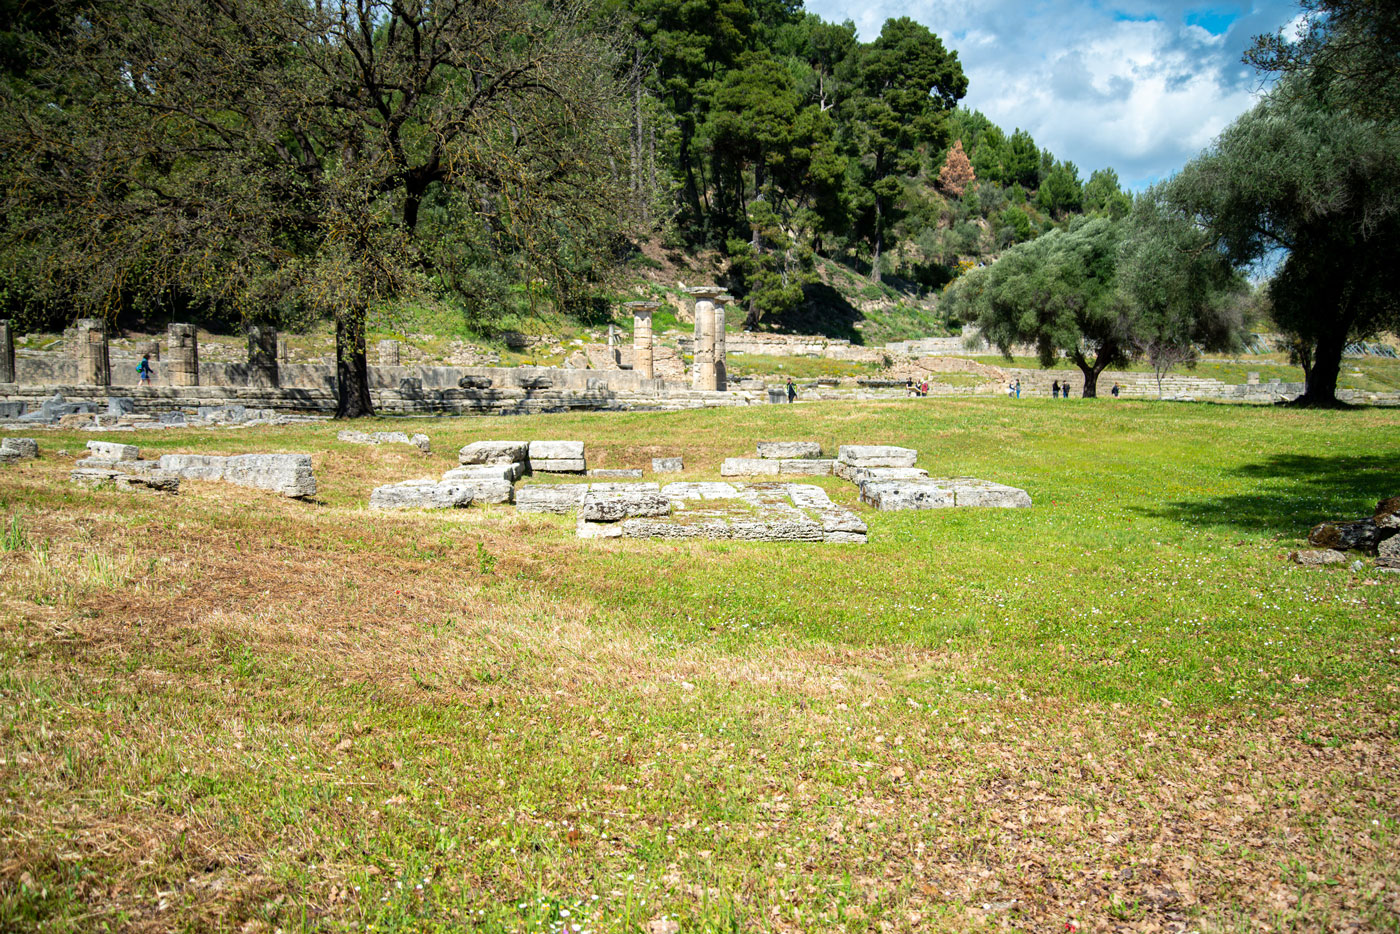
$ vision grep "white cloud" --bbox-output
[804,0,1300,189]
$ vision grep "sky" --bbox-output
[803,1,1304,190]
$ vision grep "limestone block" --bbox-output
[1291,548,1346,567]
[459,441,529,465]
[587,468,644,480]
[86,440,139,461]
[198,405,247,422]
[70,466,179,493]
[515,485,587,514]
[837,445,918,468]
[531,458,586,473]
[107,398,136,416]
[454,478,514,505]
[785,485,832,509]
[757,441,822,459]
[948,479,1032,508]
[158,454,229,481]
[778,458,834,476]
[369,479,474,510]
[661,482,738,500]
[442,464,524,483]
[530,440,584,461]
[859,480,955,511]
[579,490,671,522]
[576,518,624,539]
[157,413,187,426]
[223,454,316,498]
[720,457,780,477]
[839,465,930,484]
[652,457,684,473]
[0,438,39,460]
[1378,535,1400,559]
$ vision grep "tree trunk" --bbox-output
[334,311,374,419]
[871,192,883,285]
[1073,350,1106,398]
[1297,325,1346,406]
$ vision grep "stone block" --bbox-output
[86,440,139,461]
[839,465,930,484]
[369,479,474,510]
[70,466,179,493]
[778,458,834,476]
[720,457,780,477]
[1291,548,1346,567]
[157,412,187,426]
[1378,535,1400,560]
[455,478,514,504]
[579,490,671,522]
[515,485,587,514]
[652,457,684,473]
[223,454,316,498]
[661,482,738,500]
[158,454,228,481]
[442,463,524,483]
[587,468,644,479]
[948,479,1033,508]
[459,440,529,465]
[837,445,918,468]
[197,405,247,422]
[0,437,39,460]
[576,517,624,539]
[757,441,822,459]
[531,458,586,473]
[530,440,585,461]
[0,402,25,419]
[107,397,136,416]
[859,480,955,511]
[57,413,95,428]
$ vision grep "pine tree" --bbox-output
[936,140,977,196]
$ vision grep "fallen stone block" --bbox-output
[778,458,834,476]
[369,479,474,510]
[837,445,918,468]
[0,437,39,461]
[224,454,316,498]
[515,485,587,514]
[454,477,514,504]
[587,468,644,480]
[458,440,529,465]
[197,405,247,422]
[529,440,584,461]
[339,430,432,453]
[158,454,229,481]
[757,441,822,459]
[946,479,1033,508]
[442,463,524,483]
[660,482,738,500]
[860,480,955,511]
[87,440,139,461]
[579,490,671,522]
[1291,548,1346,567]
[721,457,780,477]
[576,517,624,539]
[157,412,188,426]
[838,465,930,484]
[70,466,179,493]
[531,458,586,473]
[106,397,136,416]
[0,402,25,419]
[652,457,684,473]
[1378,535,1400,560]
[76,457,161,473]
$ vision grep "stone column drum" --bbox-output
[378,339,400,367]
[713,295,731,392]
[167,323,199,386]
[0,319,14,384]
[687,286,724,391]
[624,301,660,380]
[246,326,279,388]
[75,318,111,386]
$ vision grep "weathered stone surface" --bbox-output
[1309,517,1391,552]
[1379,535,1400,560]
[455,478,514,504]
[837,445,918,468]
[76,456,159,472]
[721,457,780,477]
[838,465,930,484]
[0,437,39,461]
[515,485,587,513]
[339,430,431,453]
[158,454,228,481]
[860,480,955,511]
[106,397,136,416]
[579,490,671,522]
[224,454,316,498]
[946,479,1033,508]
[588,482,660,494]
[198,405,247,422]
[531,458,586,473]
[652,457,684,473]
[660,482,738,500]
[1291,548,1347,567]
[587,468,644,479]
[442,464,524,483]
[757,441,822,459]
[459,441,529,465]
[778,458,835,476]
[576,517,624,539]
[70,466,179,493]
[86,440,139,461]
[369,479,474,510]
[529,440,584,461]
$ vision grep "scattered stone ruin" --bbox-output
[1292,497,1400,571]
[338,429,431,453]
[66,440,317,498]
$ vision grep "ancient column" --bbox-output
[377,339,400,367]
[0,319,14,384]
[713,294,732,392]
[687,286,724,391]
[276,334,290,362]
[167,323,199,386]
[624,301,660,380]
[246,326,279,388]
[75,318,110,386]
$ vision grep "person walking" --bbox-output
[1051,379,1060,398]
[1014,379,1021,399]
[786,377,796,404]
[1111,383,1120,398]
[136,353,152,386]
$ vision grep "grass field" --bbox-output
[1,398,1398,933]
[969,354,1400,391]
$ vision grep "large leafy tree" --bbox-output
[2,0,631,417]
[842,17,966,283]
[1154,87,1400,405]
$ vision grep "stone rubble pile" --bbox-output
[338,429,431,453]
[70,440,179,493]
[721,440,835,477]
[1293,497,1400,570]
[592,482,867,543]
[1,394,326,431]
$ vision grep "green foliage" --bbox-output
[1084,168,1133,220]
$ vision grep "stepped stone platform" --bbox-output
[70,440,180,493]
[578,482,866,543]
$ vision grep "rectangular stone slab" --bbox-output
[837,445,917,468]
[369,480,474,509]
[515,485,586,514]
[0,438,38,459]
[86,440,139,461]
[587,468,644,479]
[158,454,229,481]
[757,441,822,459]
[223,454,316,498]
[778,458,834,476]
[859,480,955,511]
[579,490,672,521]
[531,458,586,473]
[459,441,529,465]
[529,440,585,460]
[652,457,684,473]
[720,457,780,476]
[660,482,738,500]
[442,463,524,483]
[943,478,1032,508]
[839,465,931,484]
[455,478,514,504]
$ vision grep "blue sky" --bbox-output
[804,1,1304,190]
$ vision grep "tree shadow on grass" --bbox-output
[1136,453,1396,539]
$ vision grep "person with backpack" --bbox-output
[136,354,152,386]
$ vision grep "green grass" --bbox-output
[724,354,885,380]
[1,399,1398,933]
[968,353,1400,390]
